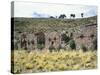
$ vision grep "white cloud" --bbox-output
[14,1,97,18]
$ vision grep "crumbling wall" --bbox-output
[45,32,61,50]
[73,24,97,50]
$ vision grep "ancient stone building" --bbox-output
[14,24,97,51]
[18,31,61,50]
[73,24,97,50]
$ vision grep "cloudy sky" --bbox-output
[13,1,97,18]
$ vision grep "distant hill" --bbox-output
[12,16,97,33]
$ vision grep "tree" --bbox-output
[81,13,84,18]
[59,14,66,19]
[69,40,76,50]
[70,14,75,19]
[49,16,55,18]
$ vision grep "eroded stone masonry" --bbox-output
[13,24,97,51]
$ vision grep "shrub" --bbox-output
[92,38,97,50]
[49,45,55,52]
[81,44,87,52]
[12,50,97,73]
[37,44,45,50]
[61,33,71,44]
[25,63,34,69]
[69,40,76,50]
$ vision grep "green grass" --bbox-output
[13,16,97,33]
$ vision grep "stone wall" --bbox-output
[45,32,61,49]
[13,24,97,51]
[73,24,97,50]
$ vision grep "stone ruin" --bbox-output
[45,32,61,50]
[13,24,97,51]
[73,24,97,50]
[14,31,61,50]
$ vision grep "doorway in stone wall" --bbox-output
[36,32,45,50]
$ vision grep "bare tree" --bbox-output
[70,14,75,19]
[81,13,84,18]
[59,14,66,19]
[49,16,55,18]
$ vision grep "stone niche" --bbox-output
[27,33,37,50]
[45,31,61,50]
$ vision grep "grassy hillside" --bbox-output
[13,16,97,33]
